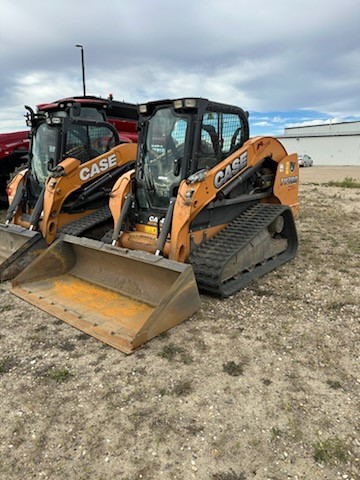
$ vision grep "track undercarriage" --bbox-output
[190,203,298,297]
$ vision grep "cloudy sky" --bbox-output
[1,0,359,137]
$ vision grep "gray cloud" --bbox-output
[1,0,359,132]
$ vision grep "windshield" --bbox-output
[137,107,188,208]
[31,123,58,187]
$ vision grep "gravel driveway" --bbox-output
[0,167,359,480]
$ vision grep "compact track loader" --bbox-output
[12,98,299,353]
[0,97,138,281]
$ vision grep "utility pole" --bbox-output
[75,44,86,96]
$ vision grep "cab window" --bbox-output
[65,124,117,163]
[197,112,244,170]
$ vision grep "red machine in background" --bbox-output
[0,131,29,203]
[0,96,138,204]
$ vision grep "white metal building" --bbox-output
[277,121,360,165]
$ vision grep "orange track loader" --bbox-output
[12,98,299,353]
[0,97,137,280]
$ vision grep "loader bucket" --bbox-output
[11,235,201,353]
[0,224,47,282]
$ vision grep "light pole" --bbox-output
[75,44,86,96]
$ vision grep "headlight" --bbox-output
[46,117,62,125]
[174,98,197,109]
[184,98,196,108]
[173,99,183,109]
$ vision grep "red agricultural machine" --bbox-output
[0,95,138,205]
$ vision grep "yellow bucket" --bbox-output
[12,235,201,353]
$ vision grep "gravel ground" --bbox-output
[0,167,359,480]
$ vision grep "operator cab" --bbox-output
[135,97,249,216]
[25,98,119,200]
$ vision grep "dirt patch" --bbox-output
[0,168,359,480]
[300,165,360,184]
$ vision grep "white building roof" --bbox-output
[281,121,360,138]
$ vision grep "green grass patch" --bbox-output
[313,436,348,464]
[270,426,282,441]
[326,177,360,188]
[158,379,193,397]
[325,296,356,313]
[157,343,193,364]
[347,234,360,254]
[213,471,246,480]
[172,379,193,396]
[326,379,342,390]
[48,368,72,383]
[0,356,16,374]
[223,361,244,377]
[157,343,183,360]
[0,303,13,313]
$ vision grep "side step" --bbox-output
[11,235,201,353]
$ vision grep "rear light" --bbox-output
[6,188,12,196]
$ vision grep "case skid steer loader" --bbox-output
[0,96,138,281]
[12,98,299,353]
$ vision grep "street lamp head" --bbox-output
[75,44,83,49]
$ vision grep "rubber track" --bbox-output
[59,206,112,237]
[189,203,297,297]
